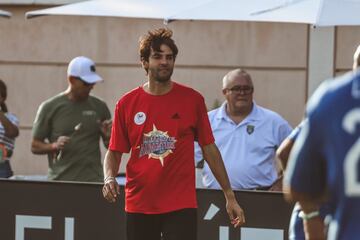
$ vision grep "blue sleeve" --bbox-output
[285,116,327,196]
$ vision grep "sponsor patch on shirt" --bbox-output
[134,112,146,125]
[139,124,176,166]
[82,110,96,116]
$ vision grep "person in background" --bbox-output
[284,44,360,240]
[102,28,245,240]
[0,79,19,178]
[195,69,292,191]
[31,56,112,182]
[277,122,305,240]
[277,121,330,240]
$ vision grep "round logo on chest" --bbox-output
[134,112,146,125]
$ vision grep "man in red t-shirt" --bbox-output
[102,28,245,240]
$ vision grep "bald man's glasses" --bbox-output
[227,86,253,95]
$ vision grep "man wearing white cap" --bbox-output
[31,56,112,182]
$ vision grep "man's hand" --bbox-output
[102,176,120,203]
[53,136,70,151]
[226,198,246,228]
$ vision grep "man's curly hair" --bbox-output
[139,28,178,64]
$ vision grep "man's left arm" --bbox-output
[285,188,326,240]
[202,143,245,227]
[99,104,112,148]
[269,119,294,191]
[100,119,112,148]
[284,116,327,240]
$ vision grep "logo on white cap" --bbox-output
[67,56,103,84]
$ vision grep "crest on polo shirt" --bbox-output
[139,124,176,166]
[246,125,255,135]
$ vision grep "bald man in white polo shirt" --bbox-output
[195,69,292,190]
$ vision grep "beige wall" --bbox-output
[0,5,359,176]
[336,27,360,71]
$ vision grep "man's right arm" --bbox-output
[276,138,295,170]
[31,136,70,155]
[31,138,56,154]
[284,188,325,240]
[201,143,245,227]
[102,150,122,203]
[31,102,56,155]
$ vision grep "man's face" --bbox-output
[144,44,175,83]
[72,77,95,101]
[223,74,254,112]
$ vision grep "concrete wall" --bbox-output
[0,4,359,176]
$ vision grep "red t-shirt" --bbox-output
[109,82,214,214]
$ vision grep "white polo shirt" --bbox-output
[195,102,292,190]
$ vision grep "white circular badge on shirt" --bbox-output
[134,112,146,125]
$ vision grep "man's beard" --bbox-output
[151,68,173,83]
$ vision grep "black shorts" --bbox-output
[126,208,197,240]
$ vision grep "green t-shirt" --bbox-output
[32,93,111,182]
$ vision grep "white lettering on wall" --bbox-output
[15,215,75,240]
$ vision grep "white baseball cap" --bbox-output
[67,56,103,84]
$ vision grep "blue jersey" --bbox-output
[286,71,360,240]
[287,121,329,240]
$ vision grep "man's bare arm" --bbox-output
[285,188,325,240]
[102,150,122,203]
[276,138,295,170]
[202,143,245,227]
[31,137,69,155]
[100,119,112,148]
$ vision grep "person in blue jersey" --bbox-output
[284,44,360,240]
[0,79,19,178]
[284,61,360,240]
[277,122,330,240]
